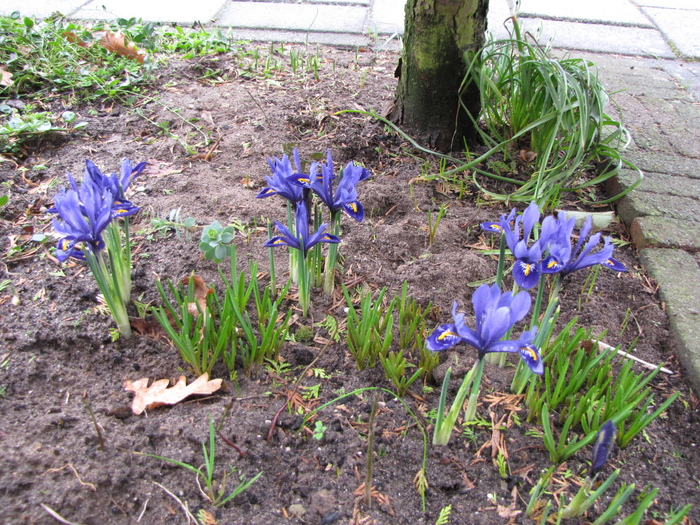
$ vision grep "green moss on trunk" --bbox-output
[389,0,488,152]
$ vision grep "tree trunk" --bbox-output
[388,0,489,152]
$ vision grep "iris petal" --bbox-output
[426,324,463,352]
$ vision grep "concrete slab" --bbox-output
[635,0,699,9]
[516,18,675,58]
[220,2,367,34]
[518,0,652,27]
[0,0,87,18]
[488,0,515,39]
[641,7,700,58]
[368,0,404,35]
[73,0,225,23]
[222,27,373,47]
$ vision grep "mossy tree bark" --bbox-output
[388,0,489,152]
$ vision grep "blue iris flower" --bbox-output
[426,283,544,374]
[84,158,146,197]
[83,159,143,217]
[541,212,627,276]
[264,201,340,256]
[482,202,546,289]
[591,420,617,475]
[291,150,369,221]
[51,179,115,262]
[256,149,304,204]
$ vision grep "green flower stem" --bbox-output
[267,221,276,299]
[296,247,310,317]
[85,249,131,338]
[511,274,562,394]
[433,356,486,446]
[464,356,486,422]
[323,211,341,296]
[105,220,131,305]
[287,203,297,284]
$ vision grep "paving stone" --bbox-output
[518,0,652,27]
[74,0,226,23]
[642,7,700,58]
[616,190,700,225]
[219,2,367,33]
[630,216,700,251]
[516,18,674,58]
[639,249,700,394]
[636,0,699,8]
[612,170,700,198]
[368,0,404,34]
[1,0,86,17]
[624,151,700,177]
[223,27,372,47]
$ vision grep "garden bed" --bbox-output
[0,45,698,525]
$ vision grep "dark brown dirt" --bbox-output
[1,45,699,525]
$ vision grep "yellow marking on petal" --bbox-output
[521,347,538,361]
[547,260,558,269]
[523,263,532,276]
[115,209,128,214]
[438,331,459,341]
[61,240,70,251]
[298,178,309,184]
[350,203,358,213]
[492,224,503,232]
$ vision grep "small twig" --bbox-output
[152,481,197,524]
[42,463,96,492]
[596,341,674,375]
[137,498,149,522]
[217,430,245,458]
[243,87,271,127]
[365,393,380,508]
[82,396,105,451]
[40,504,85,525]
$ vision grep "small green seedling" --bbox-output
[199,220,238,262]
[141,418,261,506]
[312,420,327,440]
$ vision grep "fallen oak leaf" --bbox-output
[0,65,13,87]
[124,373,222,415]
[180,274,213,317]
[98,29,145,64]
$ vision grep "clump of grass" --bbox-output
[457,15,641,207]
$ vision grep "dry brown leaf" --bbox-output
[99,29,145,64]
[124,373,222,415]
[180,275,212,317]
[519,148,537,163]
[62,31,89,48]
[0,66,13,87]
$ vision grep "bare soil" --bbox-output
[1,45,698,525]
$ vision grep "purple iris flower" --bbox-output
[426,284,544,374]
[256,149,304,204]
[47,159,141,219]
[541,212,626,276]
[591,420,616,475]
[482,202,546,289]
[84,158,146,198]
[291,150,369,222]
[264,201,340,256]
[51,179,115,262]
